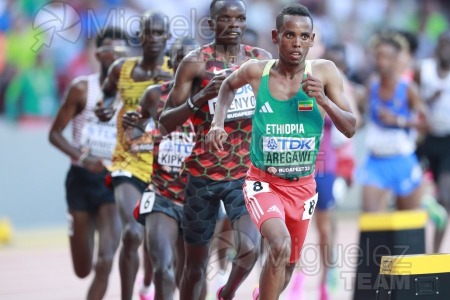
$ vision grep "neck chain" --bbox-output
[274,62,304,80]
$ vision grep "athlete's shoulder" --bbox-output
[309,58,335,69]
[143,82,164,97]
[181,46,207,63]
[309,59,340,78]
[243,45,272,59]
[108,57,128,76]
[68,75,88,93]
[239,59,271,77]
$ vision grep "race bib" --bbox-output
[80,122,117,160]
[302,193,318,220]
[244,180,270,198]
[157,132,194,173]
[139,191,156,214]
[208,84,256,121]
[366,123,414,156]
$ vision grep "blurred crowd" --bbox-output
[0,0,448,123]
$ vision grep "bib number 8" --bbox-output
[245,180,270,197]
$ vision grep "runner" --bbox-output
[159,0,272,298]
[357,32,428,213]
[206,4,356,299]
[95,11,172,300]
[125,36,200,299]
[415,30,450,252]
[48,27,128,300]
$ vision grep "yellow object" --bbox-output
[0,218,13,244]
[380,254,450,275]
[109,56,171,184]
[359,210,428,231]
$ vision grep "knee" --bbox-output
[184,259,206,281]
[122,224,142,248]
[153,263,175,282]
[74,264,91,279]
[267,238,291,265]
[235,237,259,265]
[95,254,114,277]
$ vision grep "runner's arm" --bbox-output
[303,60,356,138]
[49,78,87,162]
[207,60,259,151]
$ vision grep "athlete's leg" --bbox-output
[175,231,184,288]
[145,212,179,299]
[314,173,336,293]
[180,176,223,300]
[68,209,95,278]
[219,215,259,299]
[259,218,291,300]
[114,181,144,300]
[434,171,450,251]
[211,214,234,274]
[87,203,121,300]
[397,183,423,210]
[142,238,153,292]
[282,263,296,292]
[362,185,391,212]
[180,243,210,299]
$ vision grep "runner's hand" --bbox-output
[199,74,227,103]
[122,106,142,129]
[206,126,228,152]
[301,73,328,107]
[95,100,116,122]
[377,108,398,126]
[80,155,105,173]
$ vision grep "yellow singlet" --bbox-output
[109,56,170,184]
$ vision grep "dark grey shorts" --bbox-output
[182,176,248,245]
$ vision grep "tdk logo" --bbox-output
[263,137,315,152]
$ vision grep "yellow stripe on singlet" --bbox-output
[109,56,171,184]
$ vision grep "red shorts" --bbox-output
[243,164,317,263]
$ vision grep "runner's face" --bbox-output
[209,0,246,46]
[140,16,169,57]
[375,43,399,76]
[273,15,314,66]
[97,38,128,72]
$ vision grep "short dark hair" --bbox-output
[370,32,404,53]
[140,10,170,32]
[210,0,245,16]
[396,30,418,55]
[95,27,128,48]
[276,4,313,31]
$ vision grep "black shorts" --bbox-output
[111,172,147,194]
[183,176,248,245]
[136,192,184,228]
[421,134,450,180]
[65,165,114,212]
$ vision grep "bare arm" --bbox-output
[102,58,124,102]
[122,84,161,131]
[159,52,226,135]
[207,60,262,151]
[49,78,87,162]
[406,82,430,131]
[95,59,125,122]
[302,60,356,138]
